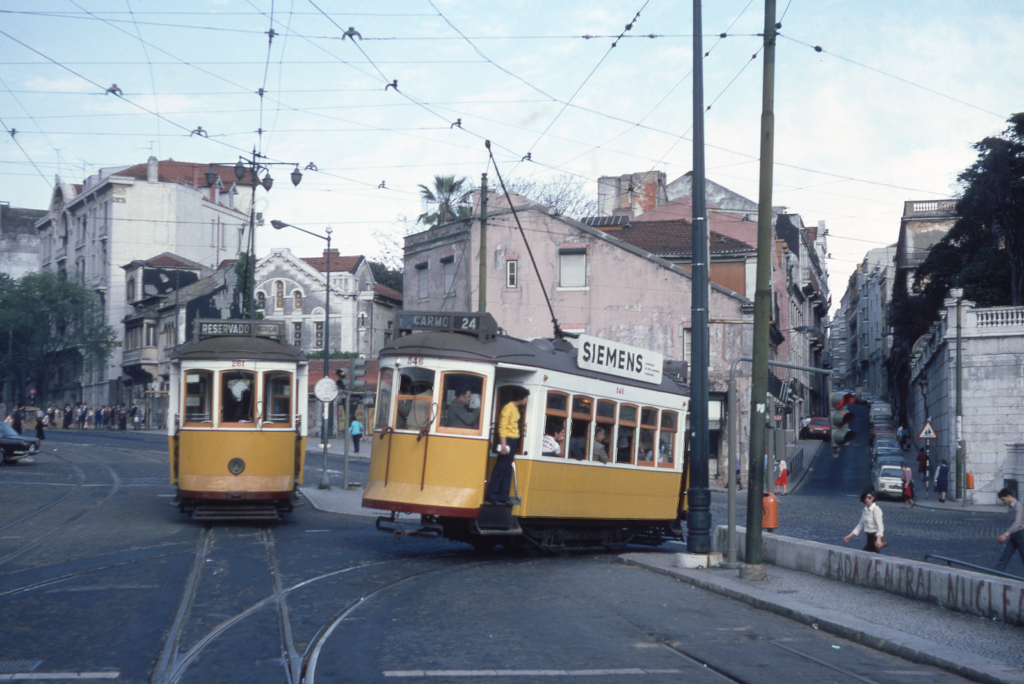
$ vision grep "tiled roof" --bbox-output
[145,252,204,269]
[592,219,754,257]
[373,283,403,302]
[111,159,259,187]
[301,253,362,274]
[632,196,758,247]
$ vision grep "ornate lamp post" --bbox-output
[272,220,334,489]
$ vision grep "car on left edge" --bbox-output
[0,421,40,464]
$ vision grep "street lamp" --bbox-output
[272,220,334,489]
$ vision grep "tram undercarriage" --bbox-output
[375,509,683,554]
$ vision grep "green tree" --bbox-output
[368,261,403,292]
[950,112,1024,305]
[234,253,263,319]
[0,271,117,403]
[417,175,473,227]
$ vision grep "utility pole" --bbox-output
[479,173,488,312]
[744,0,777,580]
[686,0,711,554]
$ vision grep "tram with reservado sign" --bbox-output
[168,319,308,520]
[363,311,691,552]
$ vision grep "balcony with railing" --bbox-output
[122,347,159,366]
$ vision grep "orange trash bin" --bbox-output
[763,492,779,531]
[965,472,975,489]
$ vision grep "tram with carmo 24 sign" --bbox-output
[168,319,308,520]
[363,312,691,552]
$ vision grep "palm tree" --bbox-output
[417,175,474,227]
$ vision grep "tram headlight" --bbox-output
[228,458,246,475]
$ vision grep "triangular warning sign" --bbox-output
[918,421,938,440]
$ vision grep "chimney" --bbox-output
[147,156,158,183]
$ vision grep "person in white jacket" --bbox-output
[843,490,885,553]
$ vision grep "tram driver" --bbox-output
[446,385,480,429]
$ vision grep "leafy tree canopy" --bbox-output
[0,271,117,403]
[368,261,403,292]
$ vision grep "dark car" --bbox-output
[0,421,40,464]
[806,417,830,440]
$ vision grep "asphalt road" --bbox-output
[0,427,998,683]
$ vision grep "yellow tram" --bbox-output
[364,312,691,552]
[168,319,309,520]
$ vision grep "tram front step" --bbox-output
[474,505,522,534]
[191,504,282,521]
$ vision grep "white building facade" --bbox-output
[36,157,254,406]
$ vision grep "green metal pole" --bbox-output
[744,0,776,577]
[479,173,488,312]
[956,293,964,505]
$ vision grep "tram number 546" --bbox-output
[406,357,425,366]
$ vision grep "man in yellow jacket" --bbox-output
[488,387,530,504]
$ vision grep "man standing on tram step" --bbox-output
[995,487,1024,573]
[489,387,530,504]
[349,417,364,453]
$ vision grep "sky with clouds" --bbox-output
[2,1,1021,314]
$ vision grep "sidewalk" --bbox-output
[622,552,1024,684]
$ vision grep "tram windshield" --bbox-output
[263,372,292,426]
[221,370,255,423]
[375,368,394,429]
[395,367,435,431]
[184,371,213,424]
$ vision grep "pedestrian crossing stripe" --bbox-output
[918,421,938,440]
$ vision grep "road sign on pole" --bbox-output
[918,421,938,440]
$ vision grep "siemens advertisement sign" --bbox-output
[577,335,663,385]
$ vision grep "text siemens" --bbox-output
[582,342,643,373]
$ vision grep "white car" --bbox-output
[873,464,905,500]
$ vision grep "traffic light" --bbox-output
[351,358,367,389]
[830,391,856,457]
[334,367,346,390]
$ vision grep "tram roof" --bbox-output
[381,332,689,397]
[171,334,306,363]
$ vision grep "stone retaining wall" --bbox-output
[715,525,1024,627]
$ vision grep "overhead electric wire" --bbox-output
[0,114,51,187]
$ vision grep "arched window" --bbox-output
[293,290,302,311]
[256,291,266,310]
[275,281,284,308]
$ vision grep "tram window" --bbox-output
[659,411,678,468]
[220,370,255,424]
[184,370,213,424]
[638,407,659,466]
[594,400,615,463]
[569,395,593,461]
[395,368,435,431]
[439,372,485,433]
[543,391,569,458]
[376,368,394,429]
[263,372,292,426]
[617,404,638,464]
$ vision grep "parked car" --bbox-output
[0,422,40,464]
[870,421,896,444]
[870,402,893,422]
[806,417,830,440]
[873,438,901,456]
[873,464,905,500]
[872,453,907,474]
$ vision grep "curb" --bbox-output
[621,555,1023,684]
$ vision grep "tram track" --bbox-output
[0,453,121,567]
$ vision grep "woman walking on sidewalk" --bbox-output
[844,490,886,553]
[774,458,788,495]
[935,459,950,503]
[901,464,916,508]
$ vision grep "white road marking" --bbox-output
[383,669,682,677]
[0,673,120,680]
